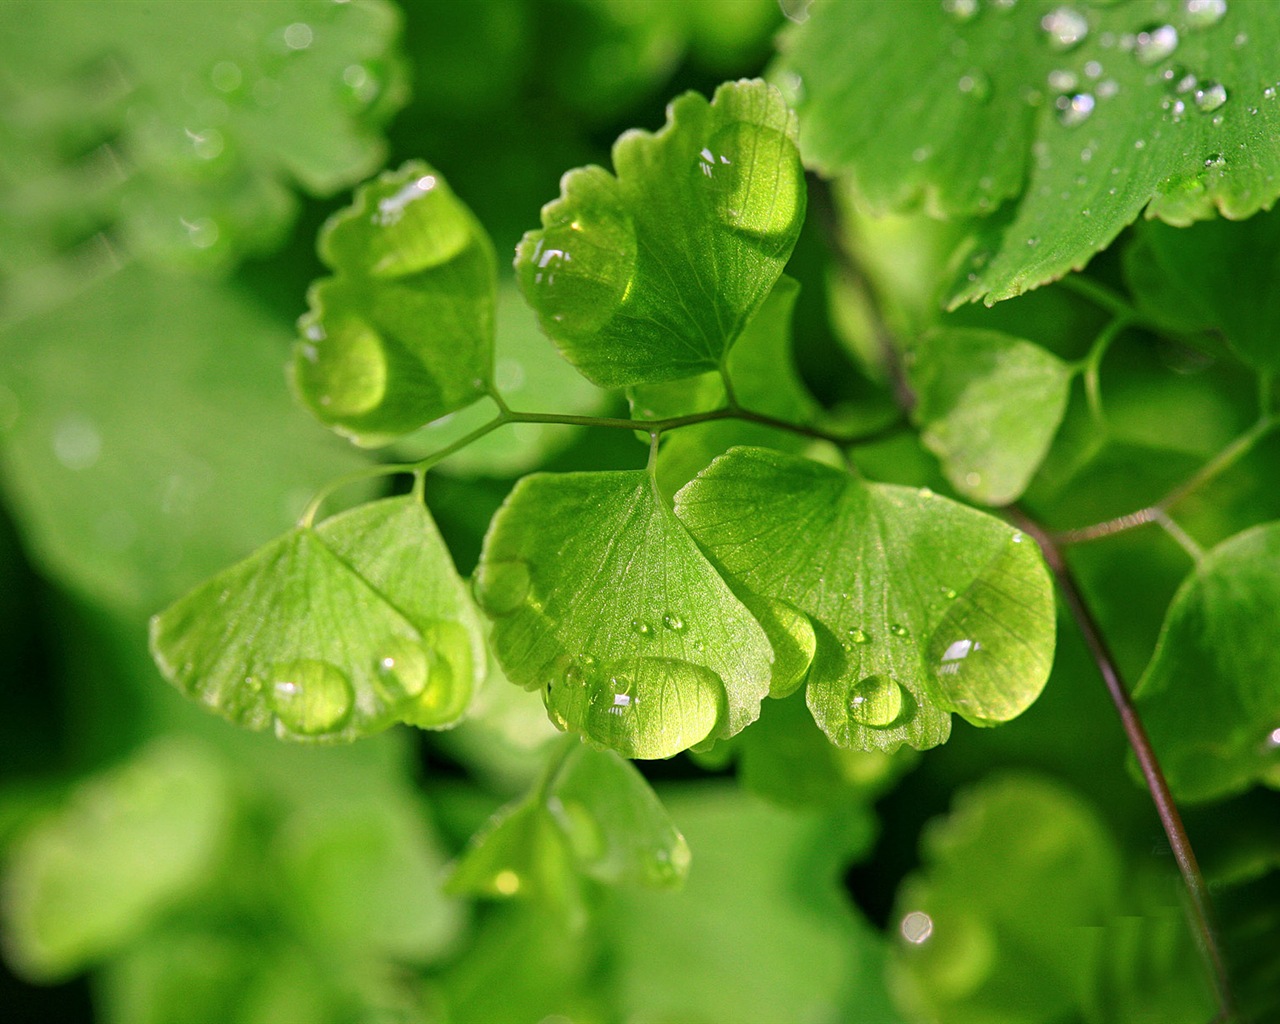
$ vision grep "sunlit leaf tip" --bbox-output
[515,78,806,389]
[149,496,485,743]
[293,160,496,446]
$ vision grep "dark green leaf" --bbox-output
[1124,208,1280,371]
[516,79,805,387]
[910,327,1073,505]
[294,161,496,445]
[676,447,1056,751]
[778,1,1280,304]
[474,470,775,757]
[1134,522,1280,802]
[150,496,485,741]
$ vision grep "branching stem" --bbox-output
[1010,509,1236,1022]
[1056,415,1277,547]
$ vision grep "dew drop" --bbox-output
[1047,69,1078,92]
[631,618,653,637]
[1056,92,1095,126]
[889,623,911,638]
[1176,72,1198,94]
[700,123,804,243]
[269,660,354,736]
[473,558,532,616]
[901,911,934,944]
[1041,7,1088,51]
[295,317,388,418]
[941,586,959,600]
[1194,81,1228,113]
[1265,85,1277,101]
[1133,24,1178,64]
[942,0,978,21]
[662,613,687,633]
[1183,0,1227,29]
[848,627,871,644]
[847,675,907,729]
[374,638,431,702]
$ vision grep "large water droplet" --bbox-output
[700,123,805,247]
[473,558,532,616]
[295,314,388,419]
[374,637,431,702]
[1194,81,1228,112]
[1041,7,1089,51]
[1133,24,1178,64]
[269,660,355,736]
[518,183,637,338]
[1183,0,1227,29]
[1056,92,1096,126]
[847,674,907,728]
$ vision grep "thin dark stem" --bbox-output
[1010,509,1236,1021]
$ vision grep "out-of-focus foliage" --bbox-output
[5,1,1280,1022]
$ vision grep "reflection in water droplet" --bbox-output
[296,317,387,418]
[1041,7,1088,51]
[1194,81,1228,112]
[269,660,355,736]
[847,675,907,728]
[662,613,686,633]
[373,175,437,227]
[1267,727,1280,748]
[1184,0,1227,29]
[901,911,934,944]
[936,638,982,677]
[1056,92,1096,126]
[1134,24,1179,64]
[700,122,804,245]
[375,638,431,702]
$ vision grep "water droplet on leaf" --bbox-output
[901,911,934,944]
[1133,24,1178,64]
[1194,81,1228,112]
[1041,7,1089,51]
[700,123,804,245]
[474,558,532,616]
[847,674,907,728]
[1055,92,1095,126]
[1183,0,1227,29]
[848,627,871,644]
[631,618,653,636]
[269,660,354,736]
[889,623,911,638]
[374,638,431,702]
[662,613,686,633]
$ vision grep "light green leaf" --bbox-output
[0,739,230,981]
[888,775,1122,1024]
[0,0,406,274]
[910,327,1073,505]
[294,161,496,445]
[150,495,485,741]
[675,447,1056,751]
[1134,522,1280,802]
[778,1,1280,305]
[474,470,775,757]
[515,78,805,388]
[447,742,689,903]
[0,265,367,616]
[1124,208,1280,371]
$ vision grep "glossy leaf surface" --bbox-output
[778,1,1280,304]
[474,470,775,757]
[910,327,1073,505]
[1134,522,1280,802]
[294,161,495,445]
[150,496,484,741]
[676,447,1056,751]
[516,78,805,387]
